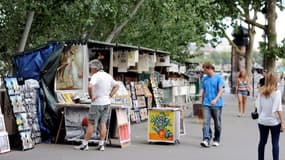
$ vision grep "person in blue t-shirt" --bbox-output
[200,62,225,148]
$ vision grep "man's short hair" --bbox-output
[89,59,104,71]
[202,62,215,70]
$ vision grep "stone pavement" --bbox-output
[1,93,285,160]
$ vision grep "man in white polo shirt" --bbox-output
[75,60,119,151]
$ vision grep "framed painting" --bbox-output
[148,109,175,142]
[55,44,88,91]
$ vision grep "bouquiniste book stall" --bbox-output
[7,40,177,149]
[112,47,151,124]
[55,43,131,147]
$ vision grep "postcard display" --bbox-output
[3,77,41,150]
[150,74,163,108]
[148,108,181,144]
[128,82,151,123]
[0,105,10,153]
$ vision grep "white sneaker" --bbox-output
[200,140,209,148]
[97,145,104,151]
[212,141,220,147]
[74,144,89,151]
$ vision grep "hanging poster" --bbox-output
[148,54,156,68]
[113,51,119,67]
[128,51,137,67]
[167,63,179,72]
[56,45,86,90]
[134,50,139,63]
[179,66,186,73]
[118,51,128,72]
[156,55,170,66]
[137,54,149,73]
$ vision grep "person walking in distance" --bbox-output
[258,69,268,87]
[256,72,285,160]
[235,70,251,117]
[200,62,225,148]
[74,60,119,151]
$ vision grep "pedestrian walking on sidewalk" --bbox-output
[235,70,251,117]
[74,60,119,151]
[258,69,268,87]
[256,72,285,160]
[200,62,225,148]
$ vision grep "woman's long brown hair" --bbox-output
[260,72,278,97]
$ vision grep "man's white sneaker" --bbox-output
[212,141,220,147]
[97,145,104,151]
[200,140,209,148]
[74,144,89,151]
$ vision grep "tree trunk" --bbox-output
[246,24,255,79]
[264,0,277,72]
[17,11,34,53]
[105,0,145,43]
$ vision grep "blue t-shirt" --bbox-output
[201,74,225,107]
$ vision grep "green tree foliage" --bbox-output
[0,0,101,75]
[0,0,211,75]
[4,0,284,76]
[116,0,209,62]
[196,0,285,72]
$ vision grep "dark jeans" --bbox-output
[202,105,222,142]
[258,123,281,160]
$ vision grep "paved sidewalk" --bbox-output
[1,93,285,160]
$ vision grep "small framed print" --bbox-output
[0,115,6,132]
[20,131,34,150]
[0,132,10,154]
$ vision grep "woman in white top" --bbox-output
[256,72,285,160]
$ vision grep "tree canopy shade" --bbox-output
[1,0,285,75]
[0,0,211,75]
[115,0,210,61]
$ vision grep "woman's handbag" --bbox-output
[251,108,258,120]
[247,90,250,96]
